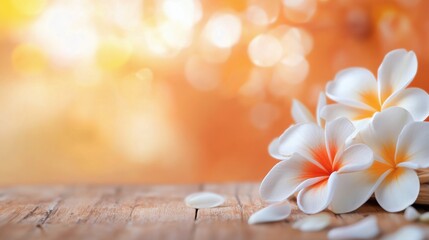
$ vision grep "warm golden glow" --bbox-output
[0,0,427,184]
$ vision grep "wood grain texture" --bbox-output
[0,183,428,240]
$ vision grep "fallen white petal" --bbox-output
[248,202,291,224]
[381,226,425,240]
[328,216,379,239]
[292,213,331,232]
[419,212,429,222]
[185,192,225,209]
[404,206,420,221]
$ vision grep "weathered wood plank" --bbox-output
[0,184,427,240]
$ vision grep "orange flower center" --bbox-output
[302,143,340,180]
[369,142,410,180]
[354,90,382,121]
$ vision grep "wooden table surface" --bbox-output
[0,183,428,240]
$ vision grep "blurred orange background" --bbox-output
[0,0,428,185]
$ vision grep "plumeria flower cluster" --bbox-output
[251,49,429,224]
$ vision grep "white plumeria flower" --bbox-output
[322,49,429,128]
[260,117,373,214]
[291,92,327,127]
[330,107,429,213]
[269,92,326,160]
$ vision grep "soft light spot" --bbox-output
[282,0,317,23]
[248,34,283,67]
[158,21,193,50]
[185,56,220,91]
[199,38,231,64]
[269,57,309,96]
[284,28,313,55]
[246,0,280,26]
[281,28,307,56]
[162,0,202,29]
[30,1,98,64]
[96,38,132,71]
[97,0,143,32]
[144,29,173,57]
[246,6,269,26]
[204,13,242,48]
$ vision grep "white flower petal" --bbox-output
[268,137,289,160]
[328,216,380,239]
[321,104,374,124]
[292,99,316,123]
[375,168,420,212]
[336,144,373,173]
[359,107,413,164]
[317,92,327,127]
[277,123,325,162]
[383,88,429,121]
[404,206,420,221]
[372,107,414,144]
[330,168,391,214]
[378,49,417,103]
[292,213,331,232]
[326,67,378,110]
[248,202,291,224]
[325,117,355,161]
[352,118,373,130]
[260,153,326,202]
[396,122,429,169]
[381,226,425,240]
[419,212,429,222]
[356,125,389,165]
[297,172,338,214]
[185,192,225,209]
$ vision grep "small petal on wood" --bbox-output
[185,192,225,209]
[292,212,331,232]
[328,216,379,239]
[419,212,429,222]
[404,206,420,221]
[248,202,291,224]
[381,226,425,240]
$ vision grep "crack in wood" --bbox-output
[18,206,39,223]
[192,183,203,222]
[190,184,203,240]
[194,209,198,221]
[234,185,244,222]
[36,198,62,227]
[1,184,419,239]
[126,195,140,224]
[80,192,109,224]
